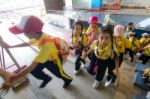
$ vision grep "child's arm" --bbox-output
[0,36,10,48]
[9,43,29,48]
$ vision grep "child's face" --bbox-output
[73,24,82,35]
[99,32,111,47]
[91,23,98,29]
[128,25,134,30]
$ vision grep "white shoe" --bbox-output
[74,70,80,75]
[93,80,100,88]
[105,78,113,87]
[136,53,142,58]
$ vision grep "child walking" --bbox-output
[71,21,88,74]
[83,25,119,88]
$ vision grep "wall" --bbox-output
[104,0,150,8]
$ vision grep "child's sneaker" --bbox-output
[105,78,113,87]
[93,80,100,89]
[74,69,80,75]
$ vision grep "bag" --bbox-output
[42,37,69,61]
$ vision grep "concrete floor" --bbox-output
[0,21,147,99]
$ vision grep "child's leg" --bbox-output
[75,55,82,71]
[95,59,107,81]
[87,52,97,75]
[107,59,116,83]
[44,61,72,88]
[30,63,52,88]
[30,63,51,80]
[139,55,150,64]
[119,53,124,67]
[128,49,134,61]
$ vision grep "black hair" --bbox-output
[71,21,84,43]
[102,24,114,42]
[101,24,114,54]
[95,24,114,56]
[128,22,134,26]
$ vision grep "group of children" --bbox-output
[0,15,149,92]
[71,16,150,88]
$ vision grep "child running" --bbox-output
[0,15,73,90]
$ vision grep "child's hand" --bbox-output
[0,72,16,92]
[81,51,87,59]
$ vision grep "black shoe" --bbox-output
[63,79,72,88]
[39,77,52,88]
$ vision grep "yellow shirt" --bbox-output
[72,32,88,47]
[28,33,59,63]
[72,34,80,46]
[91,40,119,60]
[81,33,88,46]
[114,37,132,53]
[140,37,149,47]
[143,44,150,56]
[86,25,101,40]
[129,37,140,51]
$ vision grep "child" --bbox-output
[140,33,150,48]
[70,21,88,55]
[114,25,133,67]
[124,22,134,38]
[136,43,150,64]
[70,21,88,74]
[86,16,101,46]
[127,32,140,61]
[83,25,119,88]
[1,15,73,90]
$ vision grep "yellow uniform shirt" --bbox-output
[129,37,140,51]
[114,37,132,53]
[91,40,119,60]
[86,25,101,40]
[72,32,88,47]
[72,34,80,46]
[28,33,59,63]
[143,44,150,56]
[140,37,150,47]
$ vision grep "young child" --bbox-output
[124,22,134,38]
[114,25,133,67]
[70,21,88,55]
[86,16,101,46]
[136,43,150,64]
[140,33,150,48]
[83,25,119,88]
[70,21,88,74]
[1,15,73,90]
[127,32,140,61]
